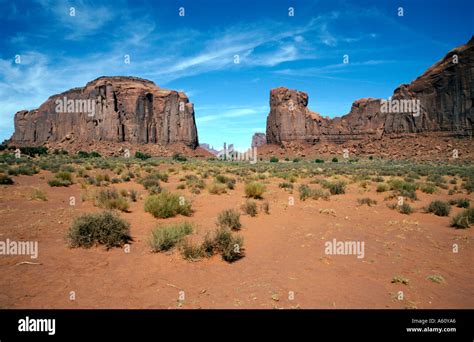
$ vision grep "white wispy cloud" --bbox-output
[197,106,268,124]
[0,8,347,141]
[274,59,396,77]
[35,0,117,40]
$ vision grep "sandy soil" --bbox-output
[0,168,473,309]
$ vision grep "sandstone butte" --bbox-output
[266,36,473,145]
[10,76,199,149]
[8,37,473,157]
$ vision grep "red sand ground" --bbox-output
[0,169,473,309]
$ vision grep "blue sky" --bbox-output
[0,0,472,150]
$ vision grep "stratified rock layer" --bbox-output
[267,37,473,144]
[11,76,199,148]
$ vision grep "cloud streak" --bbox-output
[197,106,268,124]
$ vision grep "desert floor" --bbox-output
[0,160,473,309]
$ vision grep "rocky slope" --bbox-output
[267,37,473,145]
[10,76,199,148]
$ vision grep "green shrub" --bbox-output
[299,184,311,201]
[448,198,470,208]
[30,188,47,201]
[129,189,138,202]
[391,276,409,285]
[389,179,412,191]
[135,151,151,160]
[244,182,266,199]
[398,188,418,201]
[357,198,377,206]
[95,189,129,212]
[217,209,242,230]
[322,180,346,195]
[261,201,270,214]
[56,171,73,182]
[399,203,413,215]
[94,173,110,186]
[139,173,163,192]
[314,159,324,163]
[279,182,293,190]
[77,151,101,158]
[427,174,446,185]
[241,200,258,217]
[212,227,233,251]
[389,179,417,198]
[426,200,451,216]
[180,240,204,261]
[331,157,338,163]
[149,222,193,252]
[0,174,14,185]
[53,149,68,155]
[215,174,236,189]
[462,179,474,193]
[270,156,279,163]
[144,171,168,182]
[311,188,330,200]
[201,232,217,257]
[202,227,244,262]
[122,171,135,181]
[48,178,71,187]
[172,153,187,162]
[298,184,329,201]
[19,146,48,157]
[60,165,76,173]
[208,182,227,194]
[48,171,73,187]
[418,182,437,194]
[7,167,19,176]
[376,183,389,192]
[144,192,192,218]
[221,234,244,262]
[451,208,474,229]
[67,211,131,249]
[16,165,39,175]
[185,174,205,190]
[427,275,445,284]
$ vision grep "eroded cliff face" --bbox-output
[11,76,199,148]
[267,37,473,144]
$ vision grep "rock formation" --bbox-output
[251,133,266,148]
[200,143,219,155]
[11,76,199,148]
[267,37,473,144]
